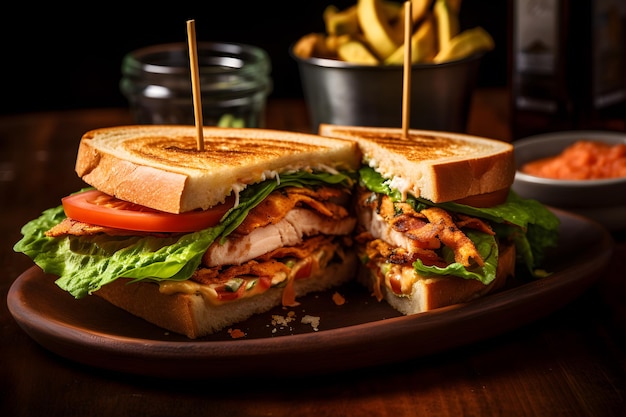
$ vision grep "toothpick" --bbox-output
[402,1,412,138]
[187,19,204,151]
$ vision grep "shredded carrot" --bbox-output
[227,328,246,339]
[332,292,346,306]
[522,140,626,180]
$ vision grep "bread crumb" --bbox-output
[272,311,297,327]
[301,315,320,331]
[227,328,246,339]
[332,291,345,305]
[270,310,298,332]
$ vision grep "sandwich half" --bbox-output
[318,124,560,315]
[14,125,360,338]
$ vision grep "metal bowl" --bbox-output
[512,130,626,230]
[290,46,483,133]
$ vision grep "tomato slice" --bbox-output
[61,189,234,233]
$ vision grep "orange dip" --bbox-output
[521,140,626,180]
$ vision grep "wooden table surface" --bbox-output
[1,89,625,416]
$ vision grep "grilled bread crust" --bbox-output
[75,125,360,214]
[318,124,515,203]
[95,251,358,339]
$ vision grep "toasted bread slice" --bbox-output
[76,125,360,214]
[356,241,515,315]
[95,248,358,339]
[318,124,514,203]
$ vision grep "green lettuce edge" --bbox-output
[13,170,356,298]
[359,166,560,281]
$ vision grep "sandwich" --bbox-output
[318,124,560,315]
[14,125,361,338]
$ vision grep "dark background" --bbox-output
[0,1,508,115]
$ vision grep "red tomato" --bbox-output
[216,285,245,301]
[217,276,272,301]
[61,189,234,232]
[293,259,313,280]
[256,276,272,290]
[389,274,403,295]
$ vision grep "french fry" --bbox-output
[385,13,437,64]
[338,40,380,65]
[294,0,492,65]
[325,34,353,57]
[388,0,429,45]
[434,0,460,52]
[357,0,403,59]
[324,5,360,36]
[433,26,494,63]
[293,33,324,59]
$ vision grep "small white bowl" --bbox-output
[512,130,626,230]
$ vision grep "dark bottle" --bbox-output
[509,0,626,140]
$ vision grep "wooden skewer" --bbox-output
[187,19,204,151]
[402,1,412,138]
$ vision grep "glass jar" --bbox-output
[120,42,272,127]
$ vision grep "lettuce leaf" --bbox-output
[14,206,225,298]
[414,230,498,284]
[13,170,356,298]
[359,166,560,278]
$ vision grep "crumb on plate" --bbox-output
[301,315,320,331]
[332,291,346,306]
[227,328,246,339]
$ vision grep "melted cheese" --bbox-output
[158,248,332,306]
[384,264,418,295]
[372,262,420,298]
[158,272,288,306]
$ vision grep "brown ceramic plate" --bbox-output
[7,210,613,379]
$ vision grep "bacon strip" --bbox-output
[362,237,445,268]
[192,259,290,285]
[359,191,490,268]
[194,235,339,285]
[421,207,484,267]
[44,218,162,237]
[234,186,350,235]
